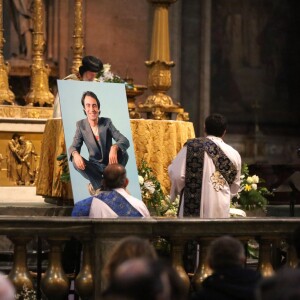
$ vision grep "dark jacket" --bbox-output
[69,117,129,165]
[191,267,261,300]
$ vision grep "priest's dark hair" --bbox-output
[102,164,127,190]
[205,113,227,137]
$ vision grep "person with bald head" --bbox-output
[71,164,150,218]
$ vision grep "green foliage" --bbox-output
[57,153,70,182]
[237,189,269,211]
[232,163,273,211]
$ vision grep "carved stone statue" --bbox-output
[6,133,37,185]
[9,0,33,59]
[6,133,22,185]
[18,135,37,185]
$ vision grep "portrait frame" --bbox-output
[58,80,141,203]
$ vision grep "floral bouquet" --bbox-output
[15,284,36,300]
[232,163,273,211]
[138,160,179,216]
[97,63,125,83]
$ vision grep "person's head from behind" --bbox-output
[207,235,246,271]
[102,236,158,285]
[205,113,227,137]
[103,258,174,300]
[255,267,300,300]
[0,273,15,300]
[81,91,100,119]
[102,164,128,191]
[79,55,103,81]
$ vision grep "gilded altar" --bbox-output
[35,118,195,203]
[0,106,52,188]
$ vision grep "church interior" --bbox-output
[0,0,300,298]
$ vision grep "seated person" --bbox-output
[102,236,158,289]
[102,257,187,300]
[255,268,300,300]
[71,164,150,218]
[191,235,261,300]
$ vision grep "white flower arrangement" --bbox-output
[232,164,273,211]
[15,285,36,300]
[97,63,125,83]
[138,160,179,217]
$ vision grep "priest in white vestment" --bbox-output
[72,163,150,218]
[89,186,150,218]
[168,114,241,218]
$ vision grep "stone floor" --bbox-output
[0,187,72,216]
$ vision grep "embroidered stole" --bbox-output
[95,190,143,217]
[71,191,143,217]
[72,197,93,216]
[183,138,237,216]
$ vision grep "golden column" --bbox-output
[25,0,54,106]
[0,0,15,105]
[71,0,84,74]
[138,0,188,120]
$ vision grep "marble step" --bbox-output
[0,187,72,216]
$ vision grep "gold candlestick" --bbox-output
[0,0,15,105]
[25,0,54,106]
[71,0,84,74]
[138,0,189,120]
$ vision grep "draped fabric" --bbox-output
[71,196,93,216]
[94,190,143,217]
[71,190,142,217]
[36,119,195,205]
[183,138,238,216]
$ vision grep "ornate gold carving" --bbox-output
[125,77,146,119]
[6,135,38,186]
[0,105,53,119]
[139,0,189,120]
[71,0,84,74]
[137,105,189,121]
[176,112,190,121]
[25,0,54,106]
[0,0,15,105]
